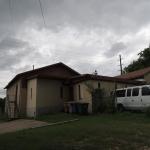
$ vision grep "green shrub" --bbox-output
[0,98,5,114]
[145,106,150,117]
[104,97,116,113]
[92,89,116,114]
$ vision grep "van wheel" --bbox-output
[117,105,124,112]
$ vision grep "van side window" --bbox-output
[116,90,126,97]
[132,88,139,96]
[127,89,131,97]
[142,87,150,96]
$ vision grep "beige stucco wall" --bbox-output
[26,79,37,117]
[36,79,70,115]
[73,80,134,113]
[144,73,150,84]
[73,82,92,113]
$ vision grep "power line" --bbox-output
[38,0,46,27]
[8,0,47,29]
[8,0,13,24]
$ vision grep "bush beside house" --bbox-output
[92,89,116,113]
[0,97,5,114]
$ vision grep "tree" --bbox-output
[124,47,150,72]
[0,97,5,114]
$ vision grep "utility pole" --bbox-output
[119,55,123,75]
[33,65,35,70]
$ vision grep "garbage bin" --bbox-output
[71,103,78,113]
[78,103,89,115]
[64,103,69,113]
[82,103,89,115]
[77,103,82,114]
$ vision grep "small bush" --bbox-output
[92,89,116,114]
[104,97,116,113]
[0,98,5,114]
[145,106,150,117]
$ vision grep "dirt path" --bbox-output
[0,119,48,134]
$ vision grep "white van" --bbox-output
[116,85,150,111]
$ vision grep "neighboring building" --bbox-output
[116,67,150,83]
[5,62,145,117]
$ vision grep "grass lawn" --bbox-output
[1,113,150,150]
[36,113,79,123]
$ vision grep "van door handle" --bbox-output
[131,100,134,102]
[141,99,142,102]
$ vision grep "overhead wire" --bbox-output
[8,0,14,25]
[8,0,47,28]
[38,0,46,28]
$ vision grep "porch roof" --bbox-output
[69,74,146,85]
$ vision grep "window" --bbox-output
[98,82,101,88]
[116,90,126,97]
[78,85,81,99]
[127,89,131,97]
[142,86,150,96]
[132,88,139,96]
[60,87,63,98]
[31,88,32,99]
[15,85,18,100]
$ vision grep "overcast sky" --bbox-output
[0,0,150,97]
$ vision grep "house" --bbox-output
[116,67,150,83]
[5,62,145,118]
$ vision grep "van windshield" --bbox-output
[116,90,126,97]
[142,86,150,96]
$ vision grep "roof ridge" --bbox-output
[116,66,150,79]
[5,62,80,88]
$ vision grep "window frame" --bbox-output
[142,86,150,96]
[127,89,131,97]
[78,85,81,100]
[116,89,126,97]
[132,88,139,97]
[98,82,101,89]
[60,86,63,99]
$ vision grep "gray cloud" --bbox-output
[0,89,6,98]
[0,36,36,70]
[1,0,150,33]
[0,36,28,50]
[104,42,126,57]
[0,0,150,97]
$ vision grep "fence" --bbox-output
[5,95,19,119]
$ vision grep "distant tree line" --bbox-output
[124,47,150,73]
[0,97,5,114]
